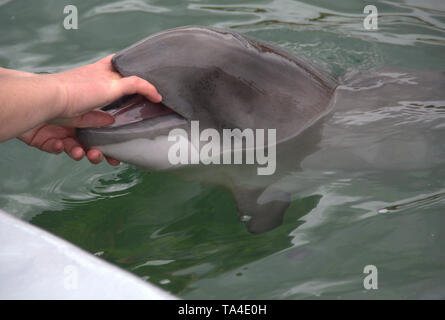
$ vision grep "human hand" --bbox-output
[18,118,120,166]
[3,54,161,165]
[50,54,162,120]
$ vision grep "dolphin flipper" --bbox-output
[231,185,291,234]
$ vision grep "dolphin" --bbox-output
[77,26,445,233]
[77,26,339,233]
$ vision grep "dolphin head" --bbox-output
[77,26,337,171]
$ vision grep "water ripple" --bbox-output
[378,190,445,214]
[85,0,170,18]
[190,0,445,46]
[333,100,445,127]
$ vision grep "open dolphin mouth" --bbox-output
[77,94,189,148]
[103,94,181,128]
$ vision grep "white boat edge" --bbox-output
[0,209,177,300]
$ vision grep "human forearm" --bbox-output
[0,73,65,142]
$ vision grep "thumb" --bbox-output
[48,110,115,128]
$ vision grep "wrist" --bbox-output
[43,73,70,119]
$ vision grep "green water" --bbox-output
[1,0,445,299]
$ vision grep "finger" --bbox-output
[63,137,85,160]
[70,146,85,160]
[19,124,72,148]
[52,139,64,153]
[50,110,115,128]
[106,156,120,166]
[86,149,104,164]
[119,76,162,103]
[40,138,64,154]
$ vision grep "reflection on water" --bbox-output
[1,0,445,299]
[0,139,141,219]
[378,190,445,213]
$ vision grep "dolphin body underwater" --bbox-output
[78,26,445,233]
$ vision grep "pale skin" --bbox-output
[0,55,162,165]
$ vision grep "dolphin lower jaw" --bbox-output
[77,112,190,171]
[96,136,188,171]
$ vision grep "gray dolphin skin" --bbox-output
[77,25,339,233]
